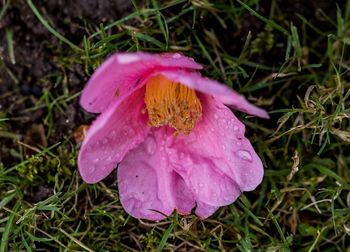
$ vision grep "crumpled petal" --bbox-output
[116,94,264,219]
[169,150,240,207]
[78,88,149,183]
[118,130,196,220]
[171,94,264,192]
[80,52,202,113]
[171,171,196,215]
[155,70,269,119]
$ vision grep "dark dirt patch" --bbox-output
[0,0,132,165]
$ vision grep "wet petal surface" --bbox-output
[118,131,196,220]
[78,88,149,183]
[80,52,202,113]
[170,94,264,192]
[156,69,269,119]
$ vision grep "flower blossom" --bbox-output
[78,52,269,220]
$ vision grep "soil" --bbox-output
[0,0,132,164]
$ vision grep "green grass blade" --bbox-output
[157,221,176,252]
[0,201,20,252]
[5,28,15,64]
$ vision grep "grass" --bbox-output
[1,0,350,251]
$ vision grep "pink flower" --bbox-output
[78,52,268,220]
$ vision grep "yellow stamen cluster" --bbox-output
[144,75,202,135]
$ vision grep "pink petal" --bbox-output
[195,202,219,219]
[80,52,202,113]
[155,70,269,118]
[78,88,149,183]
[172,94,264,192]
[172,172,196,215]
[169,147,240,207]
[118,130,196,220]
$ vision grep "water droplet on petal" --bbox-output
[119,181,127,192]
[146,137,157,155]
[221,119,227,124]
[236,150,252,162]
[233,126,239,131]
[199,183,203,188]
[224,195,232,202]
[89,165,96,172]
[124,198,139,212]
[135,200,142,208]
[173,53,181,58]
[122,126,133,136]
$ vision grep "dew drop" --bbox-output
[118,54,140,64]
[233,126,239,131]
[125,198,139,212]
[122,126,132,136]
[199,183,204,188]
[118,181,127,191]
[236,150,252,162]
[221,118,227,124]
[224,195,232,202]
[89,165,96,172]
[146,137,157,155]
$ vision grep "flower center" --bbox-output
[144,75,202,135]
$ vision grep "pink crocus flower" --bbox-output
[78,52,268,220]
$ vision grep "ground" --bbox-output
[0,0,350,251]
